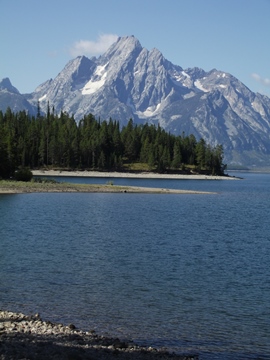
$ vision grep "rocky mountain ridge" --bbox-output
[1,35,270,167]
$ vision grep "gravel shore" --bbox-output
[0,310,198,360]
[32,170,237,180]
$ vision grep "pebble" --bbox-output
[0,310,199,360]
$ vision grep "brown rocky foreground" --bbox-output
[0,310,198,360]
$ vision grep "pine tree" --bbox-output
[195,138,206,170]
[172,139,182,169]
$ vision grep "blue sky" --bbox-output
[1,0,270,96]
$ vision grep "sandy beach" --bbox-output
[32,169,238,180]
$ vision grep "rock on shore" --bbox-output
[0,310,198,360]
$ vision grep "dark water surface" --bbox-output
[1,172,270,359]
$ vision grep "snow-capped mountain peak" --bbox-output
[2,35,270,167]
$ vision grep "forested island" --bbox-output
[0,105,226,179]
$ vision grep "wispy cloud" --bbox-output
[251,73,270,86]
[69,34,118,57]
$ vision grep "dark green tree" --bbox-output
[172,139,182,169]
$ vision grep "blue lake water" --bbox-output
[0,172,270,359]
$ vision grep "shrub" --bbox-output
[14,168,33,182]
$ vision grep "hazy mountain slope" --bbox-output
[0,78,36,115]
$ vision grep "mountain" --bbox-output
[0,78,36,115]
[2,35,270,167]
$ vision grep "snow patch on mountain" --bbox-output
[194,80,209,92]
[82,75,107,95]
[183,92,196,99]
[81,63,108,95]
[137,103,161,118]
[181,71,190,78]
[39,94,47,102]
[171,114,182,120]
[95,64,107,76]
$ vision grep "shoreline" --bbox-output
[1,169,236,194]
[32,169,239,180]
[0,310,197,360]
[0,181,215,195]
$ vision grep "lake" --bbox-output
[0,172,270,359]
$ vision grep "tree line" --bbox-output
[0,105,226,179]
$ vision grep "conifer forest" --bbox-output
[0,105,226,179]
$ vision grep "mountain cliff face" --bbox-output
[2,35,270,167]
